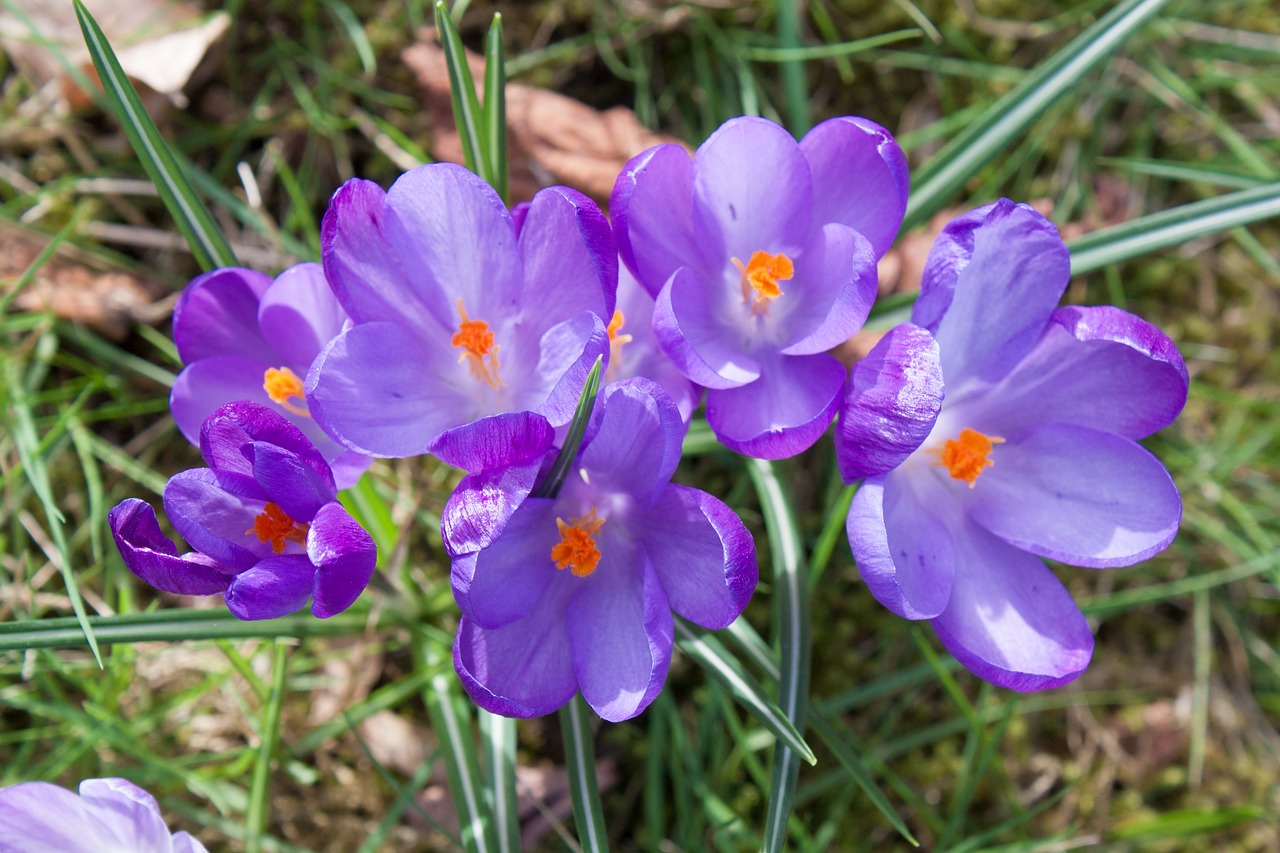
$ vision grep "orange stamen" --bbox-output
[732,250,794,315]
[606,309,632,376]
[550,510,605,577]
[246,502,310,554]
[933,427,1005,487]
[263,367,309,418]
[451,298,504,388]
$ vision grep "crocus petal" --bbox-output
[704,352,845,459]
[611,143,699,296]
[256,262,348,369]
[654,266,761,390]
[199,401,329,481]
[172,833,211,853]
[224,554,315,620]
[108,499,233,595]
[608,267,700,421]
[527,311,611,427]
[329,449,374,491]
[846,473,955,620]
[242,442,334,523]
[776,224,878,356]
[641,484,757,629]
[914,200,1070,387]
[801,115,909,258]
[431,410,556,475]
[961,422,1181,568]
[931,521,1094,691]
[453,499,559,629]
[308,502,376,618]
[170,356,275,448]
[836,323,944,482]
[967,305,1189,440]
[163,469,267,570]
[0,781,102,852]
[578,379,685,504]
[77,778,172,852]
[172,267,273,364]
[567,554,672,722]
[453,578,579,718]
[518,185,616,321]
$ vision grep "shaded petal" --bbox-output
[199,400,328,481]
[0,781,102,853]
[777,224,878,355]
[329,449,374,491]
[248,442,335,521]
[170,356,273,447]
[847,473,955,620]
[607,267,700,421]
[78,778,171,852]
[521,310,611,428]
[257,262,349,369]
[962,422,1181,568]
[163,469,267,570]
[518,185,616,321]
[109,499,234,596]
[836,323,944,481]
[932,521,1094,691]
[914,200,1069,387]
[308,502,377,617]
[611,143,699,296]
[642,484,757,629]
[224,554,315,620]
[453,578,578,718]
[654,266,760,390]
[801,115,909,258]
[567,553,672,722]
[454,499,559,628]
[172,267,273,364]
[579,379,685,504]
[705,352,844,459]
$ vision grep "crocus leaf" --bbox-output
[435,1,489,185]
[559,695,609,853]
[536,356,604,499]
[483,14,509,203]
[478,711,520,853]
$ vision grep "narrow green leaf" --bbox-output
[1110,806,1267,840]
[559,695,609,853]
[535,356,603,499]
[479,711,521,853]
[742,29,921,62]
[245,642,289,853]
[772,0,809,135]
[483,14,508,203]
[321,0,377,76]
[808,714,919,846]
[435,0,489,184]
[73,0,237,271]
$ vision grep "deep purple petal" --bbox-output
[77,778,171,851]
[611,143,699,296]
[257,262,349,369]
[453,499,558,628]
[526,311,611,427]
[109,499,234,596]
[518,185,617,321]
[248,442,336,521]
[199,401,329,482]
[776,224,878,356]
[931,521,1094,691]
[172,267,274,364]
[654,266,760,390]
[836,323,944,481]
[914,200,1070,387]
[163,469,268,570]
[307,502,376,617]
[579,379,685,505]
[961,422,1181,568]
[705,353,845,459]
[0,781,104,852]
[801,116,909,258]
[567,554,672,722]
[847,472,955,620]
[642,484,757,629]
[431,410,556,475]
[224,554,315,620]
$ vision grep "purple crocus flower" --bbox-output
[0,777,207,852]
[603,264,698,422]
[170,263,371,489]
[443,379,758,721]
[307,163,616,472]
[837,200,1187,690]
[109,401,377,620]
[612,115,907,458]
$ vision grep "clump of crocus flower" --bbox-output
[838,200,1187,690]
[0,777,208,852]
[612,114,908,458]
[308,162,617,472]
[169,262,370,488]
[443,378,758,721]
[109,401,377,620]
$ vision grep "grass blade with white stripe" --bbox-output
[479,711,521,853]
[559,694,609,853]
[483,14,509,203]
[435,0,489,184]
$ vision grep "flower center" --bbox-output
[262,367,309,418]
[451,297,504,388]
[606,309,632,377]
[550,509,605,577]
[246,502,310,553]
[932,427,1005,487]
[732,250,793,316]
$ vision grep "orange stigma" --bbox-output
[606,309,632,376]
[732,250,793,315]
[550,510,605,577]
[451,298,504,388]
[934,428,1005,487]
[263,367,309,417]
[246,502,310,553]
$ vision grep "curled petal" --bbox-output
[611,143,699,296]
[308,502,377,618]
[528,311,611,428]
[199,401,329,483]
[248,441,336,521]
[76,778,172,852]
[705,352,845,459]
[172,267,273,364]
[777,224,878,356]
[431,410,556,475]
[654,266,760,390]
[519,185,617,322]
[108,499,232,596]
[224,554,315,620]
[163,469,267,571]
[170,356,273,450]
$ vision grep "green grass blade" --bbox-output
[244,642,289,853]
[484,14,509,203]
[435,0,489,184]
[773,0,809,135]
[808,714,919,846]
[479,710,521,853]
[73,0,238,271]
[536,356,603,499]
[559,694,609,853]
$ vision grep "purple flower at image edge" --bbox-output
[612,114,908,458]
[109,402,377,620]
[443,378,758,721]
[0,777,207,853]
[838,200,1188,691]
[169,262,371,489]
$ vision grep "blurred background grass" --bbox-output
[1,0,1278,850]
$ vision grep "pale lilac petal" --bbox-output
[579,379,684,504]
[704,353,845,459]
[171,832,210,853]
[836,323,943,482]
[611,143,699,296]
[163,469,267,570]
[847,473,955,620]
[170,356,273,447]
[257,262,348,369]
[109,499,233,595]
[453,500,559,629]
[776,224,878,355]
[0,781,102,852]
[932,521,1094,691]
[329,450,374,491]
[172,267,273,364]
[641,484,756,629]
[567,553,672,722]
[607,267,699,421]
[225,554,315,620]
[961,422,1181,568]
[801,116,909,258]
[518,185,616,321]
[654,267,760,390]
[248,442,335,521]
[308,502,376,617]
[527,311,611,427]
[77,778,171,851]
